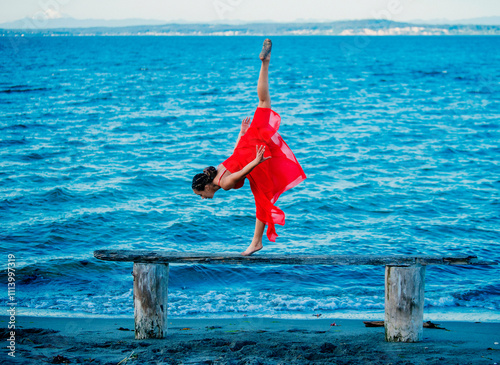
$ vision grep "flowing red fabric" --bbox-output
[222,107,307,241]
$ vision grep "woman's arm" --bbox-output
[220,145,270,190]
[233,117,251,152]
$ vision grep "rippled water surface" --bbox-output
[1,36,499,320]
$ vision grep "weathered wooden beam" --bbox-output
[385,264,426,342]
[94,250,496,266]
[133,263,169,339]
[94,250,496,342]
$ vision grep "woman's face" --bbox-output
[193,185,215,199]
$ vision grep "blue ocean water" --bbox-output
[0,36,499,321]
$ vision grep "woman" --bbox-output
[192,39,306,256]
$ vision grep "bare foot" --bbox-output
[241,241,263,256]
[259,38,272,61]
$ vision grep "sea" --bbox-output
[1,36,499,321]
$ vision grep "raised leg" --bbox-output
[241,218,265,256]
[257,39,272,109]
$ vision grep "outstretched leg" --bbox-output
[241,39,273,257]
[241,218,265,256]
[257,39,272,109]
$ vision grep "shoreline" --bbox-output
[2,316,499,364]
[5,307,500,322]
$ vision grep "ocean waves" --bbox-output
[0,36,499,320]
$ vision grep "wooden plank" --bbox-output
[94,250,496,266]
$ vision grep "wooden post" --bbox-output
[133,263,169,339]
[384,264,426,342]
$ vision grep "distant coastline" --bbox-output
[1,19,499,36]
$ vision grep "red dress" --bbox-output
[221,107,307,241]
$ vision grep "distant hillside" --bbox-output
[410,16,500,26]
[457,16,500,25]
[1,19,499,36]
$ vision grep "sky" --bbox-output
[1,0,499,24]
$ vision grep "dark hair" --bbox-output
[192,166,217,191]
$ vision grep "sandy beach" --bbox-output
[1,315,499,364]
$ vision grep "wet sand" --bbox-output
[1,315,499,364]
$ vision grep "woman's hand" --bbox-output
[221,145,271,190]
[240,117,251,135]
[253,145,272,166]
